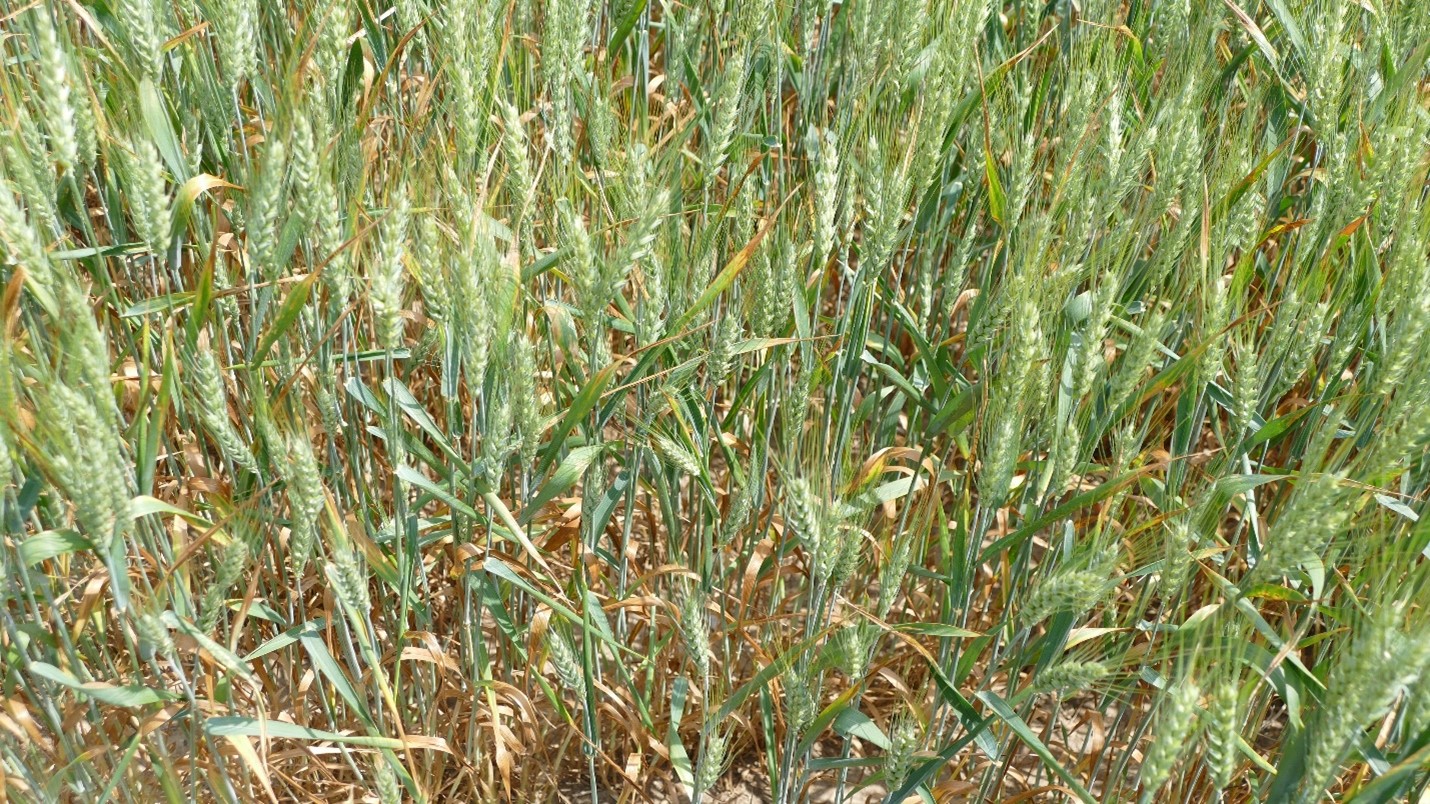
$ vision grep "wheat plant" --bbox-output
[0,0,1428,801]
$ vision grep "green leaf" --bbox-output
[139,78,188,181]
[30,662,175,707]
[1213,473,1285,497]
[1373,493,1418,522]
[202,717,411,749]
[536,361,620,477]
[925,383,978,439]
[832,707,891,750]
[1368,39,1430,124]
[50,244,141,261]
[895,622,981,639]
[483,558,641,659]
[1207,570,1323,691]
[1222,0,1282,73]
[984,147,1007,226]
[667,677,695,799]
[1260,0,1308,57]
[589,466,633,543]
[861,477,919,507]
[93,730,146,804]
[667,212,777,334]
[975,691,1095,803]
[297,628,375,727]
[523,444,605,522]
[121,291,196,318]
[131,495,215,528]
[607,0,649,54]
[244,619,322,662]
[254,270,320,362]
[162,612,256,681]
[921,649,1000,759]
[981,468,1146,561]
[860,350,931,411]
[385,378,465,466]
[105,536,131,614]
[18,530,93,566]
[1345,739,1430,803]
[797,686,862,756]
[714,633,824,726]
[396,465,483,522]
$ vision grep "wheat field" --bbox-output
[0,0,1428,801]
